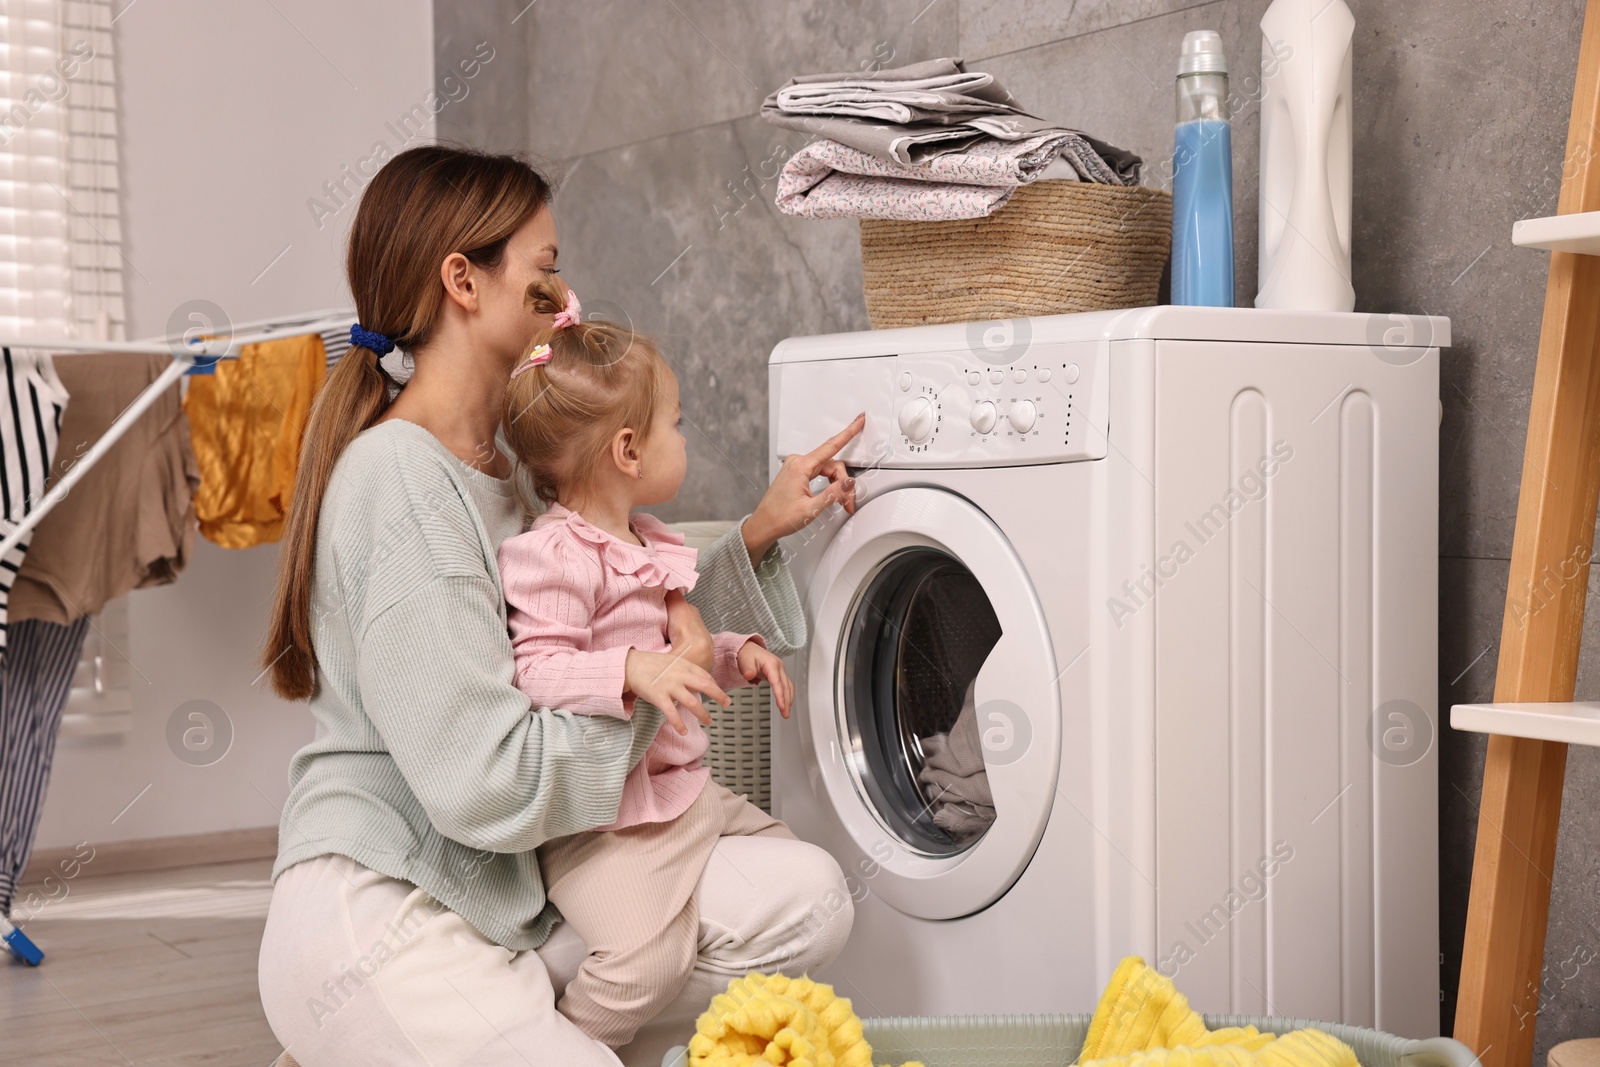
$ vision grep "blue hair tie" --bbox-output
[350,323,395,355]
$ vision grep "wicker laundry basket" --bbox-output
[703,686,772,813]
[859,180,1172,329]
[663,1013,1478,1067]
[667,520,773,813]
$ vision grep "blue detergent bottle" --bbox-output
[1171,30,1234,306]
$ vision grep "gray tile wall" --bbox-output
[437,0,1600,1053]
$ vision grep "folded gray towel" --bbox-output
[761,56,1141,182]
[773,57,1025,124]
[918,680,997,841]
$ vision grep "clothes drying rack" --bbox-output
[0,307,356,562]
[0,307,355,966]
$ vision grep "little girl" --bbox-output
[497,276,798,1049]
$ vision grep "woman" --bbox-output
[256,146,862,1066]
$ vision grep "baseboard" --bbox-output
[21,827,279,884]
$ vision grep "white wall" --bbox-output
[33,0,435,851]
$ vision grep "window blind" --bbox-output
[1,0,130,733]
[0,0,125,342]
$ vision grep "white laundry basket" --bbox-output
[668,520,772,814]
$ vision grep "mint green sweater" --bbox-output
[273,419,806,950]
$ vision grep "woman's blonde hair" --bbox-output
[503,275,669,512]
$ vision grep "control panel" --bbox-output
[773,341,1107,469]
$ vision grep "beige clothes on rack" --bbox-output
[185,333,326,548]
[10,353,200,625]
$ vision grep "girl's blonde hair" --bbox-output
[503,276,668,511]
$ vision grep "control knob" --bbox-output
[898,396,936,442]
[1008,399,1037,434]
[969,400,998,434]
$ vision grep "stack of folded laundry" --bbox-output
[763,57,1142,221]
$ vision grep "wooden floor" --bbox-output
[2,858,285,1065]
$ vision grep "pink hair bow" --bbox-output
[510,343,553,381]
[551,288,582,330]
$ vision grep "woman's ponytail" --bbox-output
[260,344,396,699]
[260,146,554,701]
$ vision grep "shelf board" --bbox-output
[1451,701,1600,746]
[1512,211,1600,254]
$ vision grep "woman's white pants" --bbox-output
[258,836,855,1067]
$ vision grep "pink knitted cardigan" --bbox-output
[498,504,759,830]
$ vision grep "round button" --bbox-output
[988,369,1004,384]
[899,372,913,391]
[1012,368,1027,383]
[898,396,936,442]
[1064,363,1081,384]
[1008,399,1037,433]
[1037,367,1052,383]
[966,371,981,386]
[969,400,997,434]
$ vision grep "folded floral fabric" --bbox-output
[762,55,1142,180]
[777,132,1128,220]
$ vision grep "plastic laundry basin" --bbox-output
[662,1013,1480,1067]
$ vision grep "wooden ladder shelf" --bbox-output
[1450,1,1600,1065]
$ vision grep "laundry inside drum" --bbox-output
[841,548,1003,856]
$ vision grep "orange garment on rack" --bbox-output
[184,333,326,548]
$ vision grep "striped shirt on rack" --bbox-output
[0,349,70,659]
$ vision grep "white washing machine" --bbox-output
[769,306,1446,1037]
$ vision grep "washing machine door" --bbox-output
[805,487,1060,919]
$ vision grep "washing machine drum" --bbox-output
[805,488,1061,920]
[843,550,1002,855]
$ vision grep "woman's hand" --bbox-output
[664,590,715,673]
[743,413,866,564]
[624,648,730,736]
[737,640,794,718]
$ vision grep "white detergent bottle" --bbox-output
[1255,0,1355,311]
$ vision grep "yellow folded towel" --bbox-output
[1077,957,1358,1067]
[688,973,924,1067]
